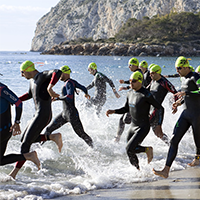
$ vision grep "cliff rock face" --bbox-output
[31,0,200,52]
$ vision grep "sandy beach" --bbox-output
[50,167,200,200]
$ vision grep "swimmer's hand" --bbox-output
[172,98,182,114]
[174,91,186,99]
[118,86,128,91]
[10,123,21,136]
[52,96,60,101]
[119,79,124,84]
[106,110,115,117]
[85,94,90,100]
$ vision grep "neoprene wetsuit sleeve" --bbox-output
[86,80,94,90]
[101,73,115,89]
[124,80,129,84]
[114,98,129,114]
[2,86,23,122]
[49,69,62,85]
[74,80,88,94]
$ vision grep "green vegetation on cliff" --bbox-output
[64,11,200,46]
[115,11,200,45]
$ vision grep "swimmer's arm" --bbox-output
[75,82,90,99]
[112,88,120,98]
[86,81,94,90]
[2,87,23,124]
[47,84,60,98]
[114,99,129,114]
[47,69,62,98]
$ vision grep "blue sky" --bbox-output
[0,0,59,51]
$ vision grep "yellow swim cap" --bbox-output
[20,60,35,72]
[60,65,71,74]
[150,65,162,74]
[88,62,97,70]
[195,65,200,73]
[128,58,139,67]
[139,60,148,68]
[130,71,143,83]
[148,63,155,69]
[175,56,190,68]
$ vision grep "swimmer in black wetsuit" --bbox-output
[153,56,200,178]
[115,59,152,142]
[0,82,40,170]
[44,65,93,147]
[139,60,151,88]
[9,60,63,179]
[106,71,164,170]
[86,62,120,115]
[148,65,178,145]
[115,58,143,142]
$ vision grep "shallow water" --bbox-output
[0,51,199,199]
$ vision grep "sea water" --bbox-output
[0,51,199,199]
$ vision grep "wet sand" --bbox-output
[50,167,200,200]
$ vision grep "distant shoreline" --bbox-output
[40,42,200,57]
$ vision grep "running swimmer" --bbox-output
[115,58,142,142]
[44,65,93,148]
[86,62,120,115]
[106,71,164,170]
[148,64,178,145]
[153,56,200,178]
[0,82,40,171]
[9,60,63,179]
[139,60,151,88]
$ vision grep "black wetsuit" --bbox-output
[143,69,152,88]
[114,86,164,169]
[44,78,93,147]
[117,68,151,138]
[166,72,200,167]
[16,69,62,168]
[148,76,178,138]
[0,82,25,165]
[87,71,116,114]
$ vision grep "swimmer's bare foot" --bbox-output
[188,158,199,166]
[146,146,153,164]
[49,133,63,153]
[153,166,170,178]
[24,151,40,170]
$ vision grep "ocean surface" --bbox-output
[0,51,199,200]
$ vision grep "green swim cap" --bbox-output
[195,65,200,73]
[150,65,162,74]
[60,65,71,74]
[139,60,148,68]
[175,56,190,68]
[20,60,35,72]
[148,63,155,69]
[128,58,139,66]
[88,62,97,70]
[130,71,143,83]
[189,65,194,72]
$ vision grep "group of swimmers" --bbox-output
[0,56,200,179]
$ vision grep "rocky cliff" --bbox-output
[31,0,200,52]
